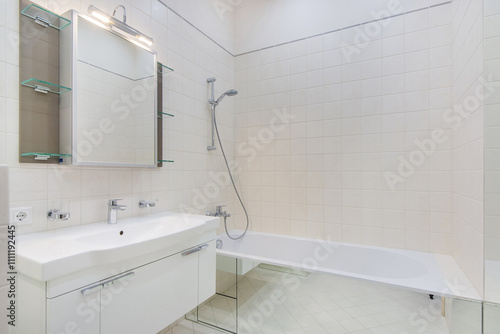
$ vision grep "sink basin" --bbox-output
[17,212,219,281]
[73,216,204,249]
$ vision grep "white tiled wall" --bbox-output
[0,0,235,234]
[234,4,454,254]
[451,0,485,297]
[484,0,500,303]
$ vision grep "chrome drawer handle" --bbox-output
[182,244,209,256]
[81,272,135,295]
[81,282,103,295]
[101,272,135,288]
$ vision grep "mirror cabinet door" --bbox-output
[60,12,157,167]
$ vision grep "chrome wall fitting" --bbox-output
[139,200,157,208]
[47,209,70,221]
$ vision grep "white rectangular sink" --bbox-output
[17,212,219,281]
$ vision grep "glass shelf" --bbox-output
[21,4,71,30]
[157,62,174,75]
[158,112,174,118]
[158,160,174,163]
[21,153,72,161]
[21,79,71,94]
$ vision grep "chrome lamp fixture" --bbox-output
[87,4,153,47]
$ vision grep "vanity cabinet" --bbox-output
[18,240,216,334]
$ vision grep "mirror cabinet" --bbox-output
[18,0,173,167]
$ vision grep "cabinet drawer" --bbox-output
[101,249,198,334]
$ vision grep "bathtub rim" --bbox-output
[215,230,482,301]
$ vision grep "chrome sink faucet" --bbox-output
[108,199,127,224]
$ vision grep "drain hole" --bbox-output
[119,231,124,235]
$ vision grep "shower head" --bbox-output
[215,89,238,105]
[224,89,238,96]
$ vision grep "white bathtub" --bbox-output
[216,231,481,300]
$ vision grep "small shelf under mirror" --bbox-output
[21,152,72,161]
[158,62,174,75]
[21,4,71,30]
[21,79,71,94]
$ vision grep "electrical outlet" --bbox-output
[10,207,32,225]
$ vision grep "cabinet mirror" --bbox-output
[59,10,157,167]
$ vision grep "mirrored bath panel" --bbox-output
[483,303,500,333]
[187,255,240,333]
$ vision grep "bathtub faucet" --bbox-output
[206,205,230,218]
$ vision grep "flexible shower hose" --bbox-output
[213,111,249,240]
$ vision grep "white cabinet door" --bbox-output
[46,283,101,334]
[198,240,216,304]
[100,249,199,334]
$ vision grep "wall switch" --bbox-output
[10,207,32,225]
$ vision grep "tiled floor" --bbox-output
[176,266,450,334]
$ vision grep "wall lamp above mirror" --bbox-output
[87,4,153,47]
